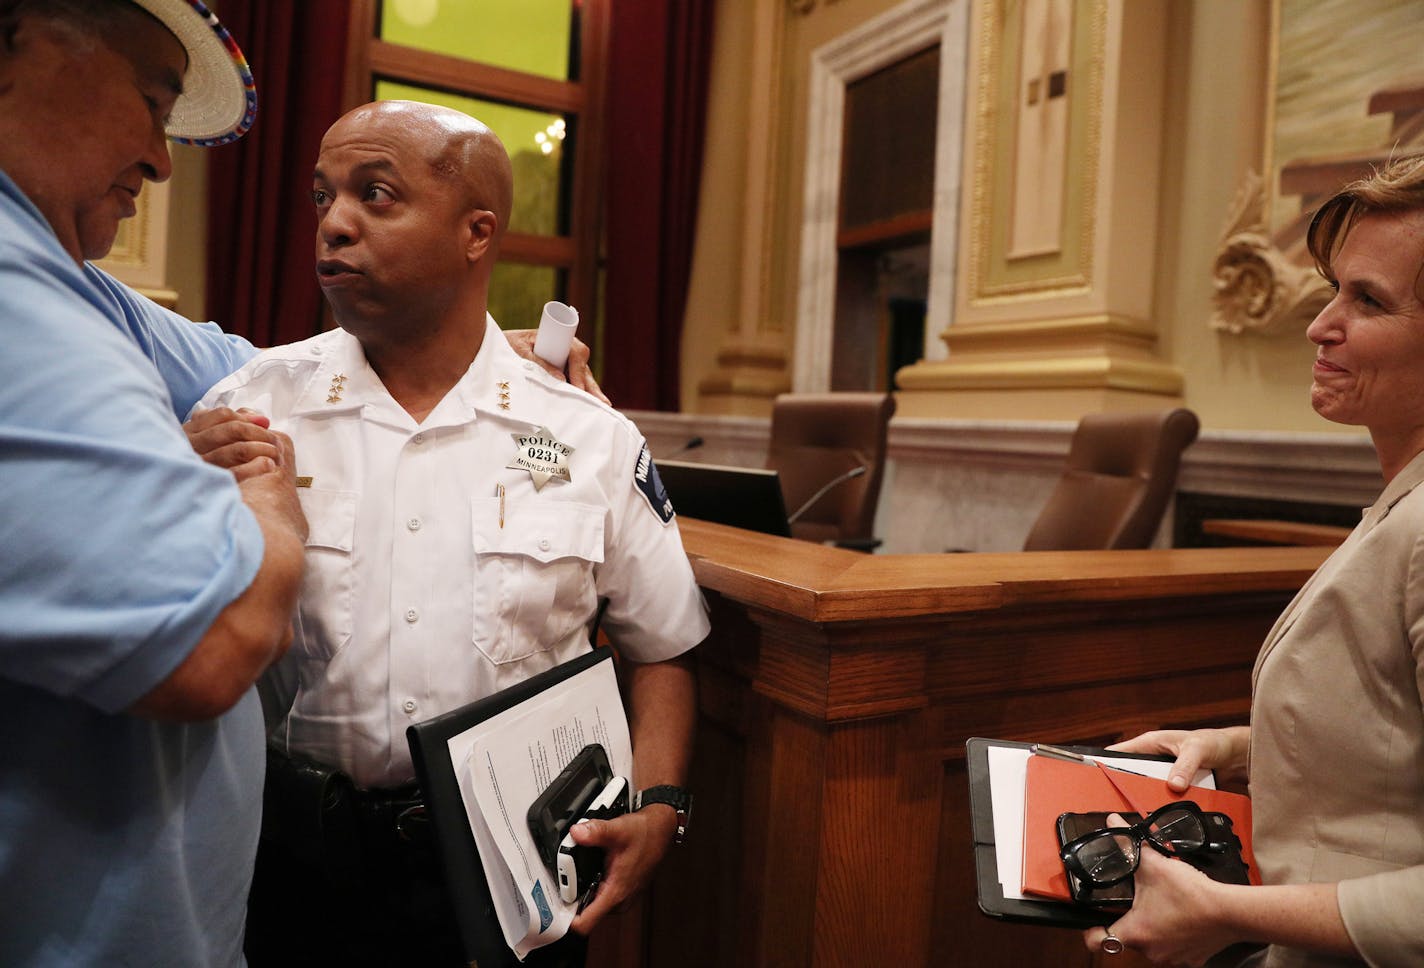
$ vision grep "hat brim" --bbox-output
[127,0,256,146]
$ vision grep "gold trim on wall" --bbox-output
[133,287,180,310]
[966,0,1106,304]
[896,354,1183,393]
[901,311,1182,394]
[1259,0,1282,218]
[944,312,1159,349]
[1209,169,1329,337]
[100,200,151,270]
[95,179,172,295]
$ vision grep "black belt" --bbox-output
[262,748,436,867]
[351,783,432,848]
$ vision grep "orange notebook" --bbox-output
[1020,754,1260,901]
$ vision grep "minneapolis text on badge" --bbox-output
[507,426,574,491]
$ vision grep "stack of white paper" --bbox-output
[446,659,632,959]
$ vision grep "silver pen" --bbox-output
[1030,743,1152,778]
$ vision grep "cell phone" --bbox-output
[1056,810,1140,907]
[556,775,628,903]
[527,744,613,871]
[1055,809,1251,907]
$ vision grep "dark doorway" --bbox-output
[832,44,939,391]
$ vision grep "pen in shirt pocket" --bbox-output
[496,483,505,528]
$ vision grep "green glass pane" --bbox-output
[379,0,574,81]
[489,263,562,332]
[373,81,567,236]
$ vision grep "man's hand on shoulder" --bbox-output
[185,406,286,482]
[503,329,610,405]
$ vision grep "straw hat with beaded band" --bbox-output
[127,0,256,146]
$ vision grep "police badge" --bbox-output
[507,426,574,491]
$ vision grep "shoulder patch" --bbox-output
[633,443,676,525]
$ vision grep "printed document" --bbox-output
[447,658,632,959]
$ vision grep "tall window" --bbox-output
[344,0,608,334]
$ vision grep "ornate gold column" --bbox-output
[96,180,179,309]
[694,0,793,416]
[896,0,1183,419]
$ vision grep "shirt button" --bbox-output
[524,361,536,371]
[412,432,426,444]
[404,608,419,624]
[538,538,551,551]
[407,517,422,532]
[403,699,417,714]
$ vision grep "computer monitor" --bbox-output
[655,459,792,538]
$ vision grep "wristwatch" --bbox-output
[634,785,693,845]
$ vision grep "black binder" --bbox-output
[407,647,615,966]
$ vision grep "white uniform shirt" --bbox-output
[198,318,709,788]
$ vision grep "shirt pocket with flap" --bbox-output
[293,488,358,662]
[470,498,605,665]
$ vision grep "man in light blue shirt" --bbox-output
[0,5,604,964]
[0,2,305,964]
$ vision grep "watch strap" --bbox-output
[635,785,692,845]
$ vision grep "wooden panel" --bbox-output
[620,524,1325,966]
[499,233,577,267]
[836,210,934,250]
[367,40,584,114]
[1202,517,1351,547]
[753,705,828,966]
[813,714,941,967]
[840,45,940,232]
[676,519,1329,623]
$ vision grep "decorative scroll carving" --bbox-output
[1209,170,1330,337]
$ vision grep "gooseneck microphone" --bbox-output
[665,436,704,459]
[787,465,867,525]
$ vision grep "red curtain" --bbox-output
[205,1,351,347]
[602,0,716,410]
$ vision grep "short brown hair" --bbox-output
[1306,153,1424,277]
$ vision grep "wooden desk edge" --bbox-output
[677,519,1330,623]
[1202,518,1353,547]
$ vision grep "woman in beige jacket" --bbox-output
[1084,154,1424,968]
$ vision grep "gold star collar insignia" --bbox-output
[507,425,574,490]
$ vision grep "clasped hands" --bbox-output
[1080,727,1251,966]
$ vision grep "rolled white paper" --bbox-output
[533,301,579,370]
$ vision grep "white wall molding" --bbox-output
[793,0,969,392]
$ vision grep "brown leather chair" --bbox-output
[1022,408,1200,551]
[766,392,896,550]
